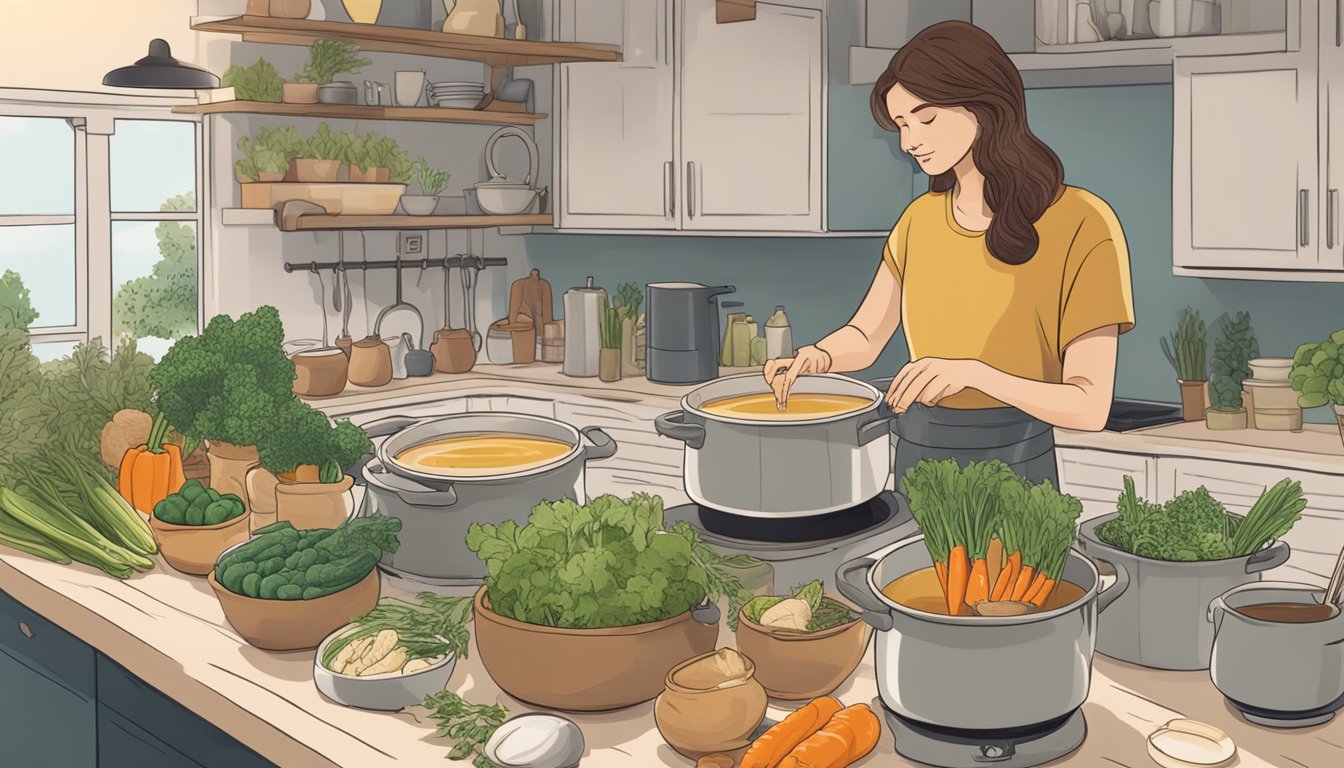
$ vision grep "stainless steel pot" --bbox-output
[1209,581,1344,726]
[1079,515,1290,670]
[357,414,618,583]
[837,535,1128,731]
[654,374,890,518]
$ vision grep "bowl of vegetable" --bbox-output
[150,480,250,575]
[208,515,401,651]
[313,593,472,711]
[1079,476,1304,671]
[734,581,870,701]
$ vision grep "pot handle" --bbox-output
[1207,593,1230,633]
[359,415,423,439]
[706,285,736,301]
[1092,556,1130,614]
[836,556,894,631]
[363,459,459,508]
[579,426,618,462]
[691,600,721,626]
[1246,540,1291,574]
[857,413,892,445]
[654,411,706,450]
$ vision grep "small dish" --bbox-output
[313,623,456,711]
[1147,719,1236,768]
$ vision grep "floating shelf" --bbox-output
[277,213,552,232]
[172,101,545,126]
[192,15,621,67]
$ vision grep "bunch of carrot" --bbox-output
[902,459,1081,614]
[740,696,880,768]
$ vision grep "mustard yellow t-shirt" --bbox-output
[882,186,1135,410]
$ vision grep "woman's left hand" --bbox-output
[884,357,990,412]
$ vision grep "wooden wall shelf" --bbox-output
[172,101,545,126]
[277,213,552,232]
[192,15,621,67]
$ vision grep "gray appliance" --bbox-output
[645,282,736,385]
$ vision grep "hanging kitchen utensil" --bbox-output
[432,257,475,374]
[388,333,411,380]
[1325,542,1344,608]
[461,257,483,352]
[336,234,353,357]
[372,255,428,382]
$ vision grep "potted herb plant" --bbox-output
[150,306,297,516]
[290,123,344,183]
[220,57,284,103]
[253,398,373,530]
[616,282,644,377]
[1289,327,1344,448]
[599,298,623,382]
[293,39,370,105]
[1161,307,1208,421]
[1206,311,1258,430]
[402,157,450,215]
[365,134,412,184]
[236,126,304,206]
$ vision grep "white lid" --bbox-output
[1147,719,1236,768]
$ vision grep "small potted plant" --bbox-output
[368,135,413,184]
[253,398,374,530]
[1206,311,1258,430]
[290,123,344,183]
[294,39,370,105]
[401,157,450,215]
[1161,307,1208,421]
[1290,327,1344,448]
[599,298,623,383]
[236,127,304,206]
[220,57,284,103]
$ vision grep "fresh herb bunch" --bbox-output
[221,57,284,102]
[295,39,370,85]
[599,302,623,350]
[1209,311,1258,411]
[257,398,372,482]
[1161,307,1207,382]
[304,123,343,162]
[363,135,412,183]
[421,691,507,768]
[617,282,643,319]
[466,493,757,631]
[236,126,304,181]
[1095,475,1304,561]
[413,157,451,197]
[1290,328,1344,408]
[742,581,857,632]
[321,594,473,670]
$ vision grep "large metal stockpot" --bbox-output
[358,413,617,583]
[654,374,890,518]
[837,535,1129,733]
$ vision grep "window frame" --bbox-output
[0,88,207,349]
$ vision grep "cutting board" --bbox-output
[508,269,553,326]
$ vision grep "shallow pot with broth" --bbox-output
[700,392,874,421]
[394,433,574,478]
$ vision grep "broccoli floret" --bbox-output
[256,398,372,479]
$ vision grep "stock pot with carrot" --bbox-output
[837,459,1130,731]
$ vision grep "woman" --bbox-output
[764,21,1134,487]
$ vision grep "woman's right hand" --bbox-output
[764,346,833,408]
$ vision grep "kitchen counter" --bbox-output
[2,546,1341,768]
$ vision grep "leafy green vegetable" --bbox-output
[321,594,473,671]
[421,691,507,768]
[214,516,401,599]
[236,126,304,181]
[1209,311,1258,411]
[304,123,343,162]
[362,135,412,183]
[466,493,756,631]
[294,39,370,85]
[741,580,857,632]
[221,57,284,102]
[1290,328,1344,408]
[257,398,372,480]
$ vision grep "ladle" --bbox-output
[1325,540,1344,608]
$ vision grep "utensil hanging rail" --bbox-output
[284,257,507,273]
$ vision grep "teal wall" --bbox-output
[523,84,1344,422]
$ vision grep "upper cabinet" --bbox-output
[555,0,826,233]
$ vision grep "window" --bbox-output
[0,95,203,361]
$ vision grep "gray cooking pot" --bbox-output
[654,373,890,518]
[1079,515,1290,671]
[1209,581,1344,726]
[358,414,617,583]
[837,535,1128,731]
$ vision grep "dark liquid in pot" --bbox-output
[1234,602,1336,623]
[881,567,1086,614]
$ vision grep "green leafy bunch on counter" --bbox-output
[215,515,401,601]
[1208,311,1258,411]
[467,493,757,630]
[258,398,372,482]
[1291,328,1344,408]
[153,480,244,526]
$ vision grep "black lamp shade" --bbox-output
[103,39,220,89]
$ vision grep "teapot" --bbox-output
[472,127,545,215]
[347,336,392,387]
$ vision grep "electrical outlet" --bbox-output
[399,233,425,257]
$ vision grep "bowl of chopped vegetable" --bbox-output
[313,593,472,711]
[151,480,250,575]
[1080,476,1304,671]
[734,581,869,701]
[208,515,401,650]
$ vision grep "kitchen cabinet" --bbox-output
[1056,447,1158,520]
[98,706,204,768]
[555,0,824,232]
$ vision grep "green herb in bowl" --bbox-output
[153,479,244,526]
[741,580,857,632]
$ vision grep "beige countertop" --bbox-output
[2,545,1342,768]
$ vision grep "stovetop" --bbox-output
[885,708,1086,768]
[1105,398,1183,432]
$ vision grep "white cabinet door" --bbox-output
[1173,53,1321,272]
[679,0,823,231]
[556,0,676,229]
[1056,448,1158,521]
[1157,457,1344,583]
[1324,0,1344,270]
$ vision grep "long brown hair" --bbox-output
[870,21,1064,265]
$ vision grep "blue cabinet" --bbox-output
[98,706,204,768]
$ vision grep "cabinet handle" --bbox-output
[1299,189,1310,248]
[1330,189,1339,250]
[18,621,33,639]
[687,161,696,219]
[1337,0,1342,47]
[665,161,674,219]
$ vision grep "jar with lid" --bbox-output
[765,306,793,360]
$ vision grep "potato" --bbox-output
[400,658,437,676]
[332,636,373,674]
[358,647,408,677]
[100,409,152,468]
[760,598,812,631]
[346,629,398,676]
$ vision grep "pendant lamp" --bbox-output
[103,39,220,89]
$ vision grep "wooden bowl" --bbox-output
[734,609,871,701]
[208,568,380,651]
[150,511,251,576]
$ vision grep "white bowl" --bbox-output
[400,195,440,216]
[475,185,539,215]
[313,625,457,711]
[1248,358,1293,382]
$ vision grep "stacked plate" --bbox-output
[430,81,485,109]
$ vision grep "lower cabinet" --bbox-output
[0,646,97,767]
[98,706,202,768]
[1055,447,1158,520]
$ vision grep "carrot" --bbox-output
[1010,565,1036,601]
[1028,578,1056,608]
[992,552,1020,601]
[829,704,881,764]
[985,537,1004,597]
[740,696,843,768]
[117,447,139,500]
[934,559,948,596]
[946,544,969,616]
[964,557,990,606]
[779,704,880,768]
[1022,571,1048,603]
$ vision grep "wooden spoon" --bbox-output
[1324,541,1344,607]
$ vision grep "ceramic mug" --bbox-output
[395,70,427,107]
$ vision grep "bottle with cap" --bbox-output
[765,306,794,360]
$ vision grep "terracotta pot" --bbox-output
[288,158,343,183]
[472,588,717,712]
[431,328,476,373]
[282,83,319,104]
[654,650,768,759]
[348,336,392,387]
[1178,379,1208,421]
[1205,407,1248,431]
[244,466,280,531]
[150,510,251,576]
[734,610,871,701]
[292,346,349,397]
[275,476,353,530]
[206,442,260,515]
[208,568,380,651]
[511,323,536,364]
[239,183,273,209]
[347,166,390,183]
[599,347,621,382]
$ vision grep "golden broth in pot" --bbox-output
[700,392,873,421]
[394,433,573,477]
[881,567,1086,615]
